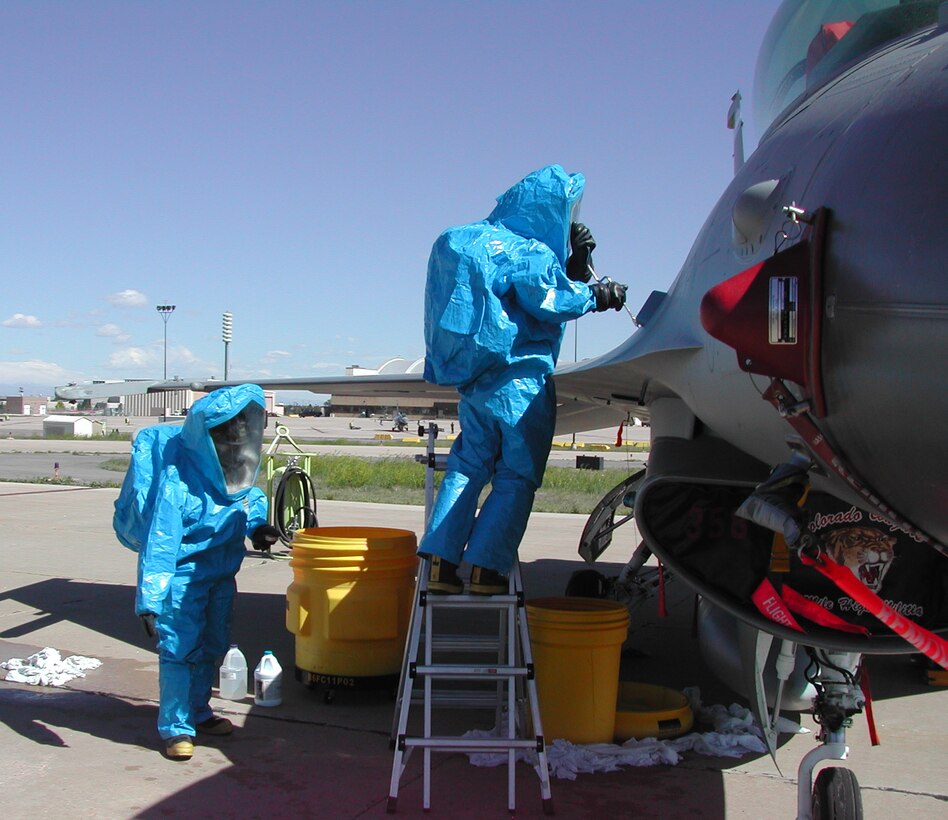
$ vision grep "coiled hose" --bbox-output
[271,465,319,544]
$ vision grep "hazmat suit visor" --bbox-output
[566,200,584,263]
[209,403,265,494]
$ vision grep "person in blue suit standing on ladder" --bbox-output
[125,384,281,760]
[420,164,628,594]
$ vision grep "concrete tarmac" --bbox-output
[1,481,946,818]
[0,411,650,448]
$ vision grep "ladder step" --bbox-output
[402,736,540,752]
[424,593,520,607]
[430,634,502,653]
[411,690,508,708]
[414,663,529,679]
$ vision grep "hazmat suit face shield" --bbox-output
[209,403,265,495]
[565,197,596,283]
[566,199,582,257]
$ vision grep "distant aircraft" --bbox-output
[390,411,409,433]
[58,2,947,816]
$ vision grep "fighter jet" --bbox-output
[57,2,946,814]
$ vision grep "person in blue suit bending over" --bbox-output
[132,384,280,760]
[420,164,627,594]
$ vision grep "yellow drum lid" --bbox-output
[614,682,694,741]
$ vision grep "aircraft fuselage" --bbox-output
[598,22,948,548]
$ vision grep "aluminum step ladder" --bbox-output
[387,423,553,814]
[387,557,553,814]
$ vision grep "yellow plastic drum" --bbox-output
[614,682,694,741]
[526,597,630,743]
[285,526,417,689]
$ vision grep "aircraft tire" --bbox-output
[812,766,863,820]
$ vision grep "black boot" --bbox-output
[428,556,463,595]
[469,565,508,595]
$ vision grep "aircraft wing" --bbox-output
[233,370,638,435]
[187,374,459,403]
[53,373,455,403]
[54,335,686,437]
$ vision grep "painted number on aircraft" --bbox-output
[769,276,797,344]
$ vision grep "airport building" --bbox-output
[119,388,281,417]
[329,357,459,418]
[120,388,206,417]
[42,415,107,438]
[3,394,49,415]
[58,383,277,418]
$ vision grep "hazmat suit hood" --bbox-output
[487,164,585,266]
[180,384,266,499]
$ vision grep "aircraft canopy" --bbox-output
[752,0,941,134]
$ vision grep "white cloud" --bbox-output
[3,313,42,328]
[0,359,70,382]
[97,323,130,342]
[172,345,198,365]
[262,350,291,363]
[104,343,208,378]
[108,347,154,368]
[107,289,148,308]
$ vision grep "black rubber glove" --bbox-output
[140,613,157,640]
[566,222,596,282]
[590,281,628,312]
[251,524,282,551]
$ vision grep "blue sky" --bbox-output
[1,0,781,399]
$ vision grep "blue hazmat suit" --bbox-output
[420,164,598,573]
[133,384,268,740]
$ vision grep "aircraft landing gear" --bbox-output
[795,649,865,820]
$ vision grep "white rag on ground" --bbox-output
[464,687,808,779]
[1,647,102,687]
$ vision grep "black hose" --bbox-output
[272,465,318,544]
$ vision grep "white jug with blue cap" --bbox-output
[254,650,283,707]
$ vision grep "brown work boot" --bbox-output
[164,735,194,760]
[469,565,508,595]
[428,556,463,595]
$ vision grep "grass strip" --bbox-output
[8,453,639,514]
[273,454,634,514]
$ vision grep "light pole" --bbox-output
[572,325,578,449]
[156,305,176,380]
[222,311,233,380]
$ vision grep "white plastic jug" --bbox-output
[219,644,248,701]
[254,650,283,707]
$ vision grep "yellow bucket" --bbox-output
[526,597,629,743]
[286,526,418,687]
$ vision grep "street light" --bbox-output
[156,305,176,380]
[222,311,233,380]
